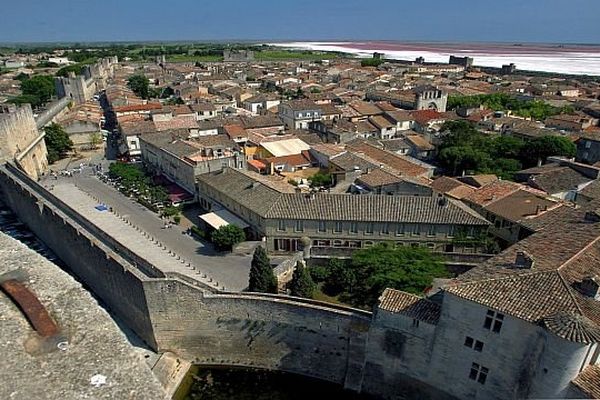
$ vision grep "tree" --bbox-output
[127,74,150,99]
[324,244,448,309]
[522,135,576,166]
[15,72,29,82]
[44,123,73,163]
[323,258,356,295]
[89,132,103,149]
[309,171,333,188]
[164,96,184,105]
[361,58,384,67]
[160,86,175,98]
[248,246,277,293]
[20,75,55,107]
[289,261,316,299]
[56,64,85,77]
[211,224,245,251]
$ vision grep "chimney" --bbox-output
[578,276,600,300]
[514,251,534,269]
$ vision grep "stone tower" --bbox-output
[414,85,448,112]
[0,104,48,180]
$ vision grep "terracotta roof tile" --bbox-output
[378,288,441,325]
[572,365,600,399]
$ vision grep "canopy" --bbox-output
[199,209,249,230]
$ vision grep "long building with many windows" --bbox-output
[196,167,490,257]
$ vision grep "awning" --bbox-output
[199,209,249,230]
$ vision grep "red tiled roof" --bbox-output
[410,109,444,125]
[113,103,163,113]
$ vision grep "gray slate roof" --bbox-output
[198,168,489,225]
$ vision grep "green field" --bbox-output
[255,49,339,61]
[165,54,223,62]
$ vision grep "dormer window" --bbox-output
[577,276,600,300]
[514,251,534,269]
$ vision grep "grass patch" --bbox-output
[255,50,337,61]
[166,54,223,62]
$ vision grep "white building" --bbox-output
[278,99,322,130]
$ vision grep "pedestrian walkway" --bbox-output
[49,179,242,290]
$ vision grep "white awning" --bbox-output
[199,209,249,230]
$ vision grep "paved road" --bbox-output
[44,171,251,291]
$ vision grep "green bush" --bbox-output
[211,224,246,251]
[308,264,330,283]
[190,226,206,239]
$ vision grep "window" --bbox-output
[396,223,404,236]
[484,310,504,333]
[464,336,474,348]
[467,226,475,239]
[427,225,436,237]
[464,336,484,352]
[334,221,343,233]
[318,221,326,232]
[366,223,374,234]
[350,222,358,234]
[586,140,592,149]
[448,225,455,238]
[474,341,484,352]
[295,220,304,232]
[364,241,374,248]
[381,223,389,235]
[412,319,420,328]
[427,243,435,249]
[278,220,286,231]
[469,363,489,385]
[412,224,420,236]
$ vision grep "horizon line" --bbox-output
[1,39,600,47]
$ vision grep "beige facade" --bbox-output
[197,168,490,258]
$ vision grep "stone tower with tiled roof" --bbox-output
[362,201,600,400]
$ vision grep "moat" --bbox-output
[182,367,376,400]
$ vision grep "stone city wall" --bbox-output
[0,164,158,348]
[0,162,457,399]
[144,279,371,388]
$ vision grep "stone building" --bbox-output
[449,55,474,68]
[366,85,448,112]
[278,100,323,129]
[140,131,245,194]
[223,49,255,62]
[0,104,47,180]
[364,203,600,399]
[197,167,490,256]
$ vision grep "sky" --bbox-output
[1,0,599,44]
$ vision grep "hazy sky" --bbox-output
[1,0,598,44]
